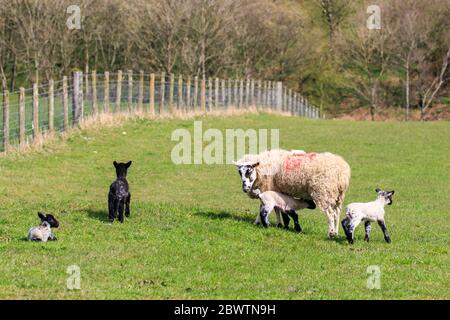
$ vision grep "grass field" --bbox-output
[0,113,449,299]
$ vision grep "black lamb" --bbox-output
[108,161,132,223]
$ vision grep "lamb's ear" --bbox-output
[38,212,46,220]
[388,190,395,195]
[113,161,118,168]
[375,188,381,193]
[251,162,260,168]
[125,161,132,168]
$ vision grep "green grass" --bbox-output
[0,113,449,299]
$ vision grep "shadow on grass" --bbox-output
[193,210,255,225]
[86,209,110,223]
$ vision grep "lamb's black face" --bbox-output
[236,162,259,193]
[114,161,132,178]
[38,212,59,228]
[376,189,395,205]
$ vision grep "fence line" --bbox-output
[0,70,320,153]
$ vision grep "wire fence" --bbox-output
[0,70,320,153]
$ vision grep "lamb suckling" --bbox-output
[235,149,351,239]
[27,212,59,242]
[341,188,395,244]
[256,190,316,232]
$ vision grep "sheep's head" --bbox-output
[38,212,59,228]
[233,161,260,193]
[375,188,395,205]
[114,161,132,178]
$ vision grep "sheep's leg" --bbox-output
[108,193,116,222]
[377,220,391,243]
[287,210,302,232]
[274,207,283,228]
[325,208,337,239]
[364,221,371,242]
[282,212,290,229]
[118,200,125,223]
[333,197,344,237]
[125,193,131,217]
[48,232,57,241]
[259,203,273,228]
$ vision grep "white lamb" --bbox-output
[341,188,395,244]
[251,188,315,232]
[27,213,60,242]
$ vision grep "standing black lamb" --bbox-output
[108,161,132,223]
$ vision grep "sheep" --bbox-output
[234,149,351,239]
[255,190,316,232]
[108,161,132,223]
[341,188,395,244]
[27,212,59,242]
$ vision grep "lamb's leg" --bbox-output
[259,203,273,228]
[282,212,290,229]
[125,193,131,217]
[287,210,302,232]
[341,217,352,242]
[274,207,283,228]
[377,220,391,243]
[364,221,371,242]
[108,193,116,222]
[118,200,125,223]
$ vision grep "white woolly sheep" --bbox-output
[255,190,316,232]
[341,188,395,244]
[27,213,59,242]
[235,149,351,239]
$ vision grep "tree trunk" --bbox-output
[9,54,16,92]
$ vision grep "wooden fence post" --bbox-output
[149,73,155,116]
[33,83,39,138]
[104,71,110,112]
[215,78,219,108]
[178,74,183,111]
[193,76,198,111]
[245,78,250,107]
[208,78,213,111]
[2,89,9,151]
[92,71,97,114]
[72,71,84,124]
[116,70,122,112]
[138,70,144,112]
[227,79,232,109]
[19,88,26,146]
[160,72,166,113]
[63,76,69,130]
[127,70,133,112]
[169,73,174,113]
[221,79,226,107]
[48,79,54,132]
[201,78,206,113]
[186,76,191,112]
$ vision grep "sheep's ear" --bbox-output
[125,161,132,168]
[251,162,260,168]
[388,190,395,195]
[113,161,118,168]
[375,188,381,193]
[38,212,46,220]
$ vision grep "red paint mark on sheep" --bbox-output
[284,152,317,173]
